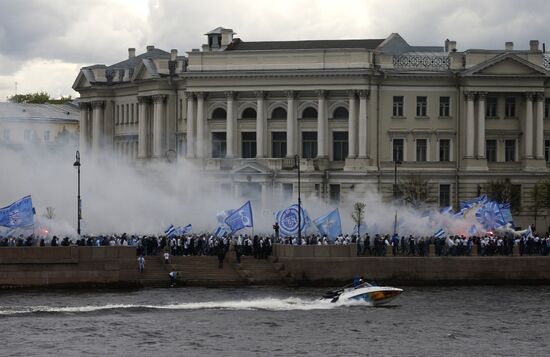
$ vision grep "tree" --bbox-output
[485,179,521,214]
[43,207,55,220]
[351,202,366,237]
[9,91,72,104]
[531,179,550,228]
[397,174,435,208]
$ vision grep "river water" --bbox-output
[0,285,548,356]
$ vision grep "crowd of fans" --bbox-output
[1,231,549,257]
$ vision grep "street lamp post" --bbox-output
[294,154,302,242]
[73,151,81,236]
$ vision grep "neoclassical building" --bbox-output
[73,28,550,227]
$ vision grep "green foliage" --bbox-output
[9,91,72,104]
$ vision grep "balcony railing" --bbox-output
[393,54,450,71]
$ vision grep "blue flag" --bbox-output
[467,225,478,236]
[173,224,192,236]
[0,196,34,228]
[275,204,311,237]
[164,224,176,236]
[434,228,446,239]
[314,209,342,240]
[214,226,226,238]
[476,201,505,230]
[225,201,254,234]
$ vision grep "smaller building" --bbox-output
[0,102,79,150]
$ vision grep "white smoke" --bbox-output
[0,141,483,238]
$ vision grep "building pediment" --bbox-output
[463,53,547,77]
[231,162,272,176]
[72,69,94,90]
[132,59,160,81]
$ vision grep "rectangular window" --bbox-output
[131,103,135,123]
[416,139,427,162]
[393,138,404,162]
[24,129,31,141]
[178,134,187,156]
[504,97,516,118]
[329,184,341,204]
[116,105,119,125]
[241,132,257,158]
[505,139,516,162]
[332,131,348,161]
[121,105,125,124]
[416,96,427,117]
[439,96,450,117]
[545,98,550,119]
[282,183,293,202]
[315,184,321,198]
[545,139,550,162]
[439,139,450,162]
[486,97,498,118]
[126,104,130,124]
[2,129,10,142]
[393,96,404,117]
[271,132,287,158]
[439,184,451,208]
[302,132,317,159]
[44,130,50,142]
[486,140,497,162]
[211,132,226,158]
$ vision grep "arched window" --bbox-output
[271,107,287,119]
[333,107,349,119]
[302,107,318,119]
[241,108,257,119]
[212,108,227,119]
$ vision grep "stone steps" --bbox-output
[138,256,171,287]
[233,257,285,284]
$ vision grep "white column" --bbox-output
[137,96,149,159]
[316,90,327,158]
[347,91,357,158]
[535,93,544,159]
[91,101,104,158]
[196,92,206,158]
[286,90,296,157]
[256,91,266,158]
[524,92,534,159]
[79,102,90,156]
[477,92,486,158]
[186,92,195,158]
[152,95,166,158]
[226,91,235,158]
[358,90,369,158]
[465,91,475,158]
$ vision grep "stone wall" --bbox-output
[0,247,138,288]
[272,244,550,285]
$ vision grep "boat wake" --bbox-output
[0,297,371,316]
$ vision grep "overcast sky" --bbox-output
[0,0,549,101]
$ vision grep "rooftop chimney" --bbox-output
[146,45,155,52]
[447,41,457,52]
[530,40,539,51]
[170,49,178,61]
[128,48,136,59]
[505,42,514,51]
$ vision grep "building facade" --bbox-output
[0,102,79,150]
[73,29,550,228]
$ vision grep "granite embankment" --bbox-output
[1,245,549,288]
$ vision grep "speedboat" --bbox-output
[321,282,403,306]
